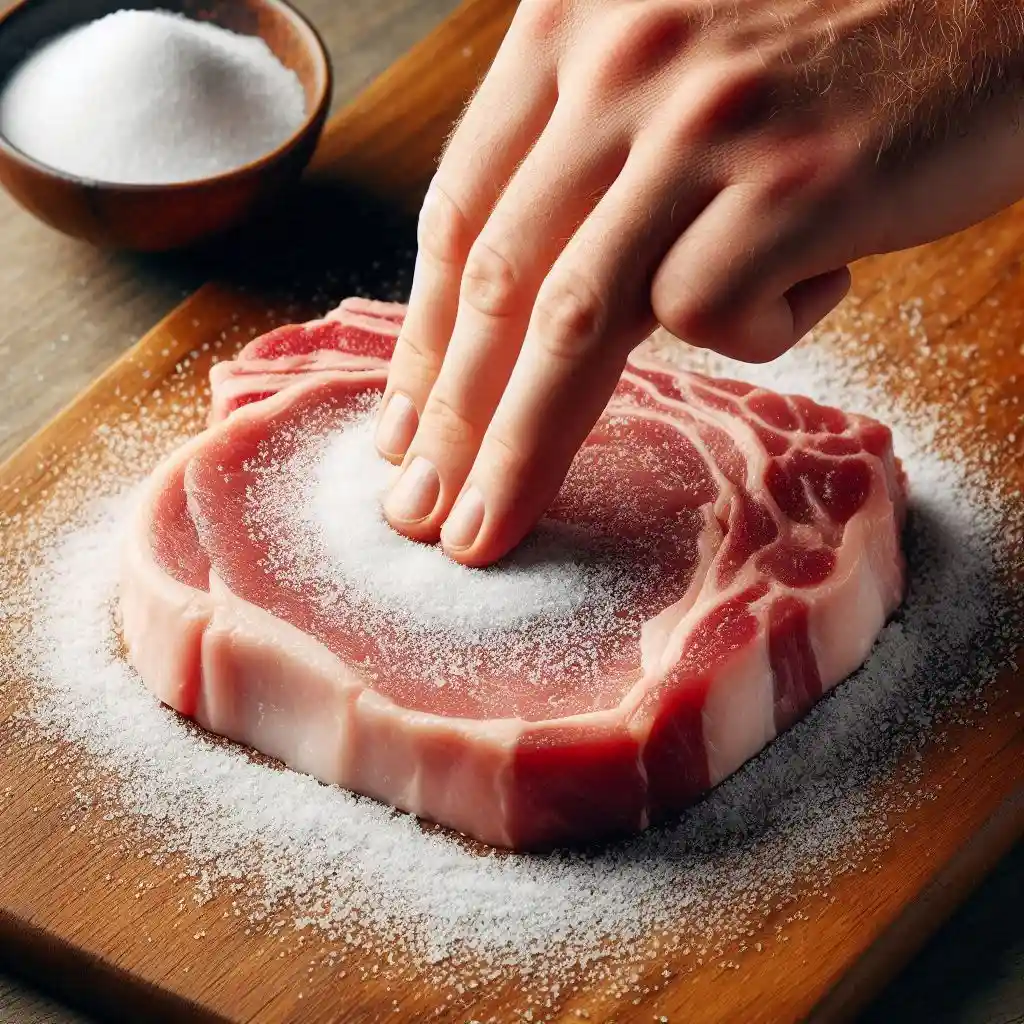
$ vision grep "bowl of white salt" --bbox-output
[0,0,331,251]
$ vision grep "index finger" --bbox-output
[374,7,559,462]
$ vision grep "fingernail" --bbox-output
[375,392,418,458]
[384,456,440,523]
[442,485,485,550]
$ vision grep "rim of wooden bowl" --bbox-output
[0,0,334,192]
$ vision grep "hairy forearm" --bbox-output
[680,0,1024,152]
[825,0,1024,149]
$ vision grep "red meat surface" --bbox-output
[121,300,907,850]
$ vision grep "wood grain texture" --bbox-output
[860,841,1024,1024]
[0,0,461,467]
[0,985,91,1024]
[0,0,1021,1022]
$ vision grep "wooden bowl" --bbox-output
[0,0,332,252]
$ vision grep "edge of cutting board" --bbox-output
[813,783,1023,1022]
[2,0,1022,1020]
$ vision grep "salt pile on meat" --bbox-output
[241,412,665,704]
[0,318,1020,1005]
[287,417,640,638]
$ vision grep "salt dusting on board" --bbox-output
[1,311,1021,1009]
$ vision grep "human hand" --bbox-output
[375,0,1024,566]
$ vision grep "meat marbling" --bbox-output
[207,297,399,424]
[121,300,907,850]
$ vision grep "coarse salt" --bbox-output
[0,10,305,185]
[229,409,672,714]
[0,304,1021,1013]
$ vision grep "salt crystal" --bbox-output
[0,10,305,185]
[0,313,1020,1007]
[233,413,664,712]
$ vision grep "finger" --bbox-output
[375,8,559,462]
[650,181,854,363]
[784,267,853,339]
[437,150,715,566]
[382,110,629,541]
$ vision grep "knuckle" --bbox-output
[417,181,471,266]
[481,427,528,481]
[420,389,480,451]
[651,278,720,344]
[762,154,825,204]
[516,0,568,44]
[394,330,445,382]
[460,239,519,319]
[532,271,605,361]
[794,135,862,195]
[587,6,691,96]
[749,136,861,208]
[665,61,778,149]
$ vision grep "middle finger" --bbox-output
[383,106,629,540]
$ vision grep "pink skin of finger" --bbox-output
[377,0,1024,567]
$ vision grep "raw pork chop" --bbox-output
[207,297,401,424]
[122,301,907,850]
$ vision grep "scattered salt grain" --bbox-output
[0,312,1020,1012]
[0,10,305,184]
[234,413,672,713]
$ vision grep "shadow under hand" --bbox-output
[124,176,419,314]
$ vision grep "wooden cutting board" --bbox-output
[0,1,1021,1021]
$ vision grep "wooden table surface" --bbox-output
[0,1,1020,1021]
